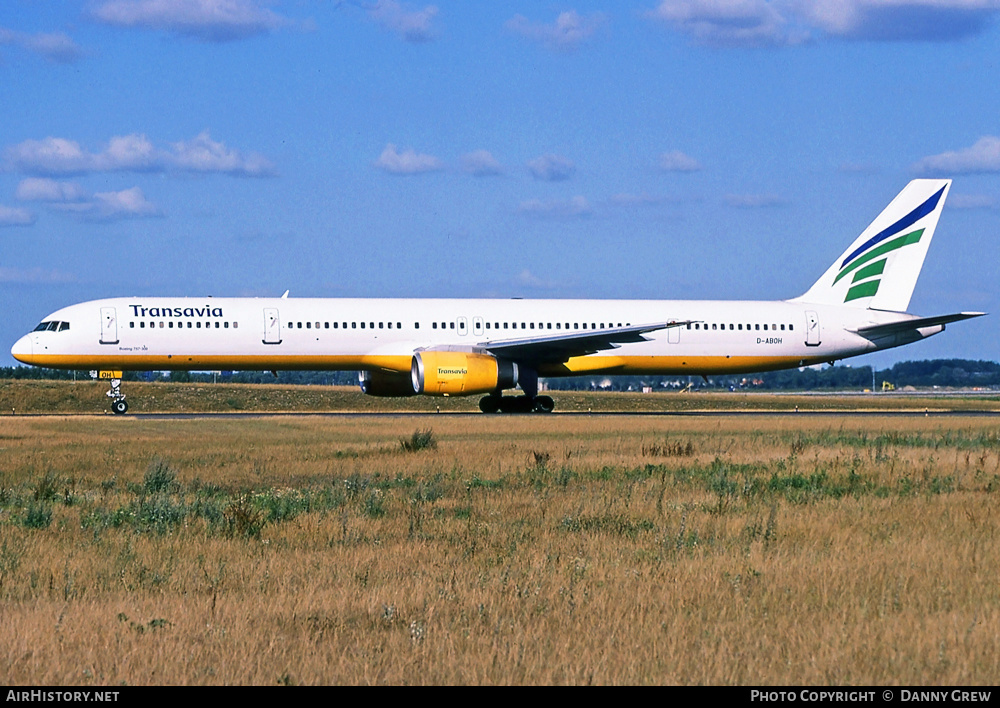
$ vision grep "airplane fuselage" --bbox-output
[11,295,937,377]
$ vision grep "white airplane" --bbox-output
[10,179,984,414]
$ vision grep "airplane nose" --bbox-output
[11,334,32,362]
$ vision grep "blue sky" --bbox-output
[2,0,998,370]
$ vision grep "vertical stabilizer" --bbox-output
[792,179,951,312]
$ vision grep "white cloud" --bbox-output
[15,178,87,202]
[6,137,93,176]
[516,269,558,290]
[527,153,576,181]
[5,132,274,177]
[0,267,74,283]
[949,193,997,209]
[659,150,702,172]
[170,131,275,176]
[724,192,786,208]
[609,192,664,206]
[367,0,439,43]
[793,0,1000,41]
[648,0,799,47]
[91,187,162,220]
[461,150,503,176]
[15,178,162,222]
[0,27,84,63]
[518,195,591,218]
[505,10,606,50]
[374,144,443,174]
[0,205,35,227]
[647,0,1000,47]
[913,136,1000,174]
[92,0,289,42]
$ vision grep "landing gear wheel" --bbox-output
[111,399,129,415]
[533,395,554,413]
[479,395,501,413]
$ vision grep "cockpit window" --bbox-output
[32,321,70,332]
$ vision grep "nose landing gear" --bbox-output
[106,378,129,415]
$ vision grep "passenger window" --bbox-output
[379,322,384,329]
[361,322,365,329]
[789,324,794,331]
[449,322,455,329]
[755,324,760,330]
[130,322,135,329]
[763,324,768,330]
[215,322,220,328]
[140,322,145,329]
[306,322,311,329]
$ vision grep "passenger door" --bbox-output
[263,308,282,344]
[805,310,821,346]
[100,307,118,345]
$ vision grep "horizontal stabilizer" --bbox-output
[852,312,985,338]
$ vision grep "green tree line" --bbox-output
[3,360,998,390]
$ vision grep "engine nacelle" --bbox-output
[359,370,417,397]
[411,351,518,397]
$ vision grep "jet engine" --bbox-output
[359,370,417,397]
[411,351,518,396]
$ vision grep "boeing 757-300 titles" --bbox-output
[11,179,984,413]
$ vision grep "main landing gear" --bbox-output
[107,378,129,415]
[479,394,555,414]
[478,368,554,413]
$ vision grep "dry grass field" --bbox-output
[1,384,999,684]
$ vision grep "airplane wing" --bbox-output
[475,321,691,364]
[853,312,986,338]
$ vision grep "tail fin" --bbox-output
[792,179,951,312]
